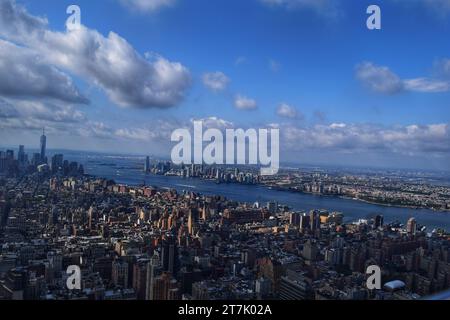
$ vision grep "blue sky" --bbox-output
[1,0,450,170]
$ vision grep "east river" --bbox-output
[65,152,450,231]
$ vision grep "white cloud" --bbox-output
[202,72,230,92]
[0,98,87,135]
[75,121,113,140]
[282,122,450,155]
[0,0,191,109]
[355,62,404,94]
[114,117,234,142]
[356,61,450,94]
[0,99,85,123]
[234,95,258,110]
[118,0,175,13]
[329,123,346,129]
[115,128,160,141]
[0,0,47,42]
[276,103,298,118]
[190,116,234,129]
[0,40,88,104]
[40,28,191,109]
[403,78,450,93]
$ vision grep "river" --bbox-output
[64,152,450,231]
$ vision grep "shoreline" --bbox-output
[91,172,450,214]
[259,184,450,213]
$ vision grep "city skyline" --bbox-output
[2,131,450,173]
[0,0,449,170]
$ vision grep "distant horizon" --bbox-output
[2,143,450,175]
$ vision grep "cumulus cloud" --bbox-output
[0,40,88,104]
[356,61,450,94]
[355,62,404,94]
[190,116,234,129]
[0,0,47,42]
[0,0,191,109]
[234,95,258,110]
[282,122,450,155]
[0,99,85,123]
[40,28,191,108]
[115,128,160,141]
[114,118,185,141]
[114,117,450,158]
[202,72,230,92]
[74,121,113,140]
[113,117,234,142]
[118,0,175,13]
[0,98,87,135]
[276,103,299,119]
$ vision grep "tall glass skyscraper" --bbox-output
[40,128,46,163]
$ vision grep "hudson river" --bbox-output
[66,152,450,231]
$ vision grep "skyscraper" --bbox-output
[309,210,321,232]
[18,145,25,164]
[289,212,301,226]
[88,206,95,230]
[40,129,47,164]
[299,213,310,232]
[144,156,150,173]
[51,154,64,174]
[161,236,180,275]
[188,211,194,235]
[146,253,161,300]
[374,215,384,229]
[112,259,129,288]
[407,218,417,235]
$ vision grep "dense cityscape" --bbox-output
[146,157,450,212]
[0,131,449,301]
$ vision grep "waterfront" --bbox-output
[66,152,450,231]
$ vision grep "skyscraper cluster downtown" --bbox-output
[0,129,84,177]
